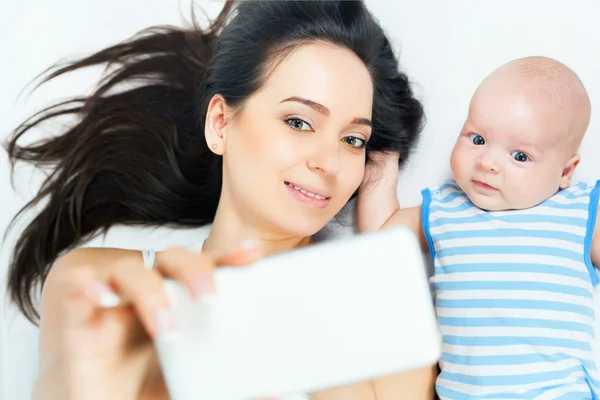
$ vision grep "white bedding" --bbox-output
[2,0,600,399]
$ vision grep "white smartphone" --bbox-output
[154,227,441,400]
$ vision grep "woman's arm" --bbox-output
[591,209,600,268]
[357,153,428,250]
[371,365,437,399]
[357,153,401,233]
[310,365,437,400]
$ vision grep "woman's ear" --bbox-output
[204,95,231,155]
[559,154,581,189]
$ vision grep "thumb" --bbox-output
[61,269,102,331]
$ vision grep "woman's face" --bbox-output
[214,42,374,239]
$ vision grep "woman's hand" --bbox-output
[34,244,261,400]
[357,151,401,233]
[361,151,400,191]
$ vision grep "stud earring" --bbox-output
[212,144,217,149]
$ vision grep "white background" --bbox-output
[2,1,600,399]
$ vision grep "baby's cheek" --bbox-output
[508,169,526,188]
[450,148,468,181]
[506,170,538,206]
[449,149,460,172]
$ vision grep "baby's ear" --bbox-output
[559,154,581,189]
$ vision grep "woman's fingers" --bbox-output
[156,243,262,298]
[155,247,218,298]
[61,267,101,331]
[109,263,174,337]
[58,267,134,360]
[216,242,262,266]
[86,242,263,337]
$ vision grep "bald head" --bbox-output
[473,56,591,151]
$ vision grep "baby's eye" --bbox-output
[285,117,312,131]
[511,151,529,162]
[342,136,366,149]
[470,133,485,145]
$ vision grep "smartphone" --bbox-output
[154,227,441,400]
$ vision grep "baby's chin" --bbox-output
[453,180,508,211]
[469,196,509,211]
[467,189,541,212]
[464,188,511,211]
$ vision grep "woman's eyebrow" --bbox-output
[280,96,372,127]
[352,117,372,127]
[280,96,330,115]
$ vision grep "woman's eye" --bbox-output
[470,133,485,145]
[285,117,312,131]
[342,136,366,149]
[511,151,529,162]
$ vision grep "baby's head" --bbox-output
[450,56,591,211]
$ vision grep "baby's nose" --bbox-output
[476,155,499,173]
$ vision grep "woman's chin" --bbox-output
[277,215,334,239]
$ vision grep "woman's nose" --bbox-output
[306,138,341,176]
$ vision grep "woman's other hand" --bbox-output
[34,244,261,400]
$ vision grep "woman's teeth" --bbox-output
[285,182,327,200]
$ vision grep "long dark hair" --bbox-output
[5,0,424,322]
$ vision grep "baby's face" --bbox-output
[450,82,577,211]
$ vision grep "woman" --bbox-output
[5,1,435,398]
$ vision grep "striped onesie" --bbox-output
[422,180,600,399]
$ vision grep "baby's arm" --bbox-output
[357,153,426,250]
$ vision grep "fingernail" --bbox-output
[191,276,215,297]
[84,282,121,308]
[153,308,177,334]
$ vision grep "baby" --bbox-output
[358,56,599,398]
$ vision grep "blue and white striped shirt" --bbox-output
[422,180,600,399]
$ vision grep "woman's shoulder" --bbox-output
[79,224,211,252]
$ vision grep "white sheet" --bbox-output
[3,0,600,399]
